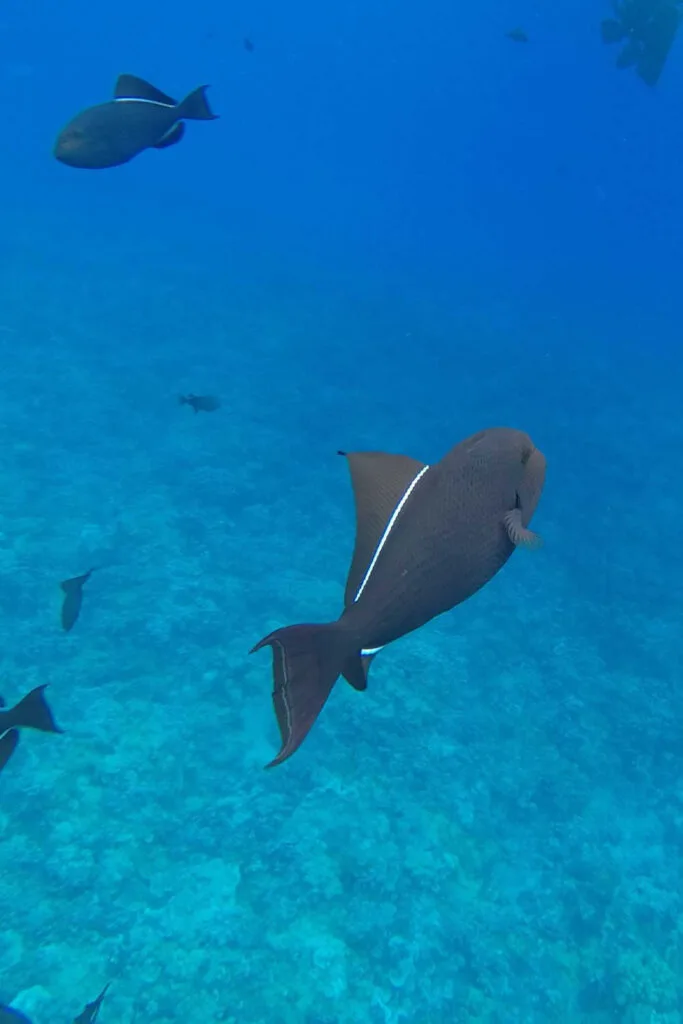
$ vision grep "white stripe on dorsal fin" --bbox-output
[354,464,430,602]
[339,450,427,608]
[114,74,177,106]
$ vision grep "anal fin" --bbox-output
[341,652,375,692]
[153,122,185,149]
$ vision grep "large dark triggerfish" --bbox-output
[54,74,218,169]
[252,427,546,767]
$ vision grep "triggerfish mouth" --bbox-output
[252,426,546,766]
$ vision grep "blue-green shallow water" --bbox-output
[2,0,683,1019]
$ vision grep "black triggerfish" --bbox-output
[0,685,63,773]
[179,393,221,413]
[60,569,95,631]
[54,74,218,169]
[252,427,546,766]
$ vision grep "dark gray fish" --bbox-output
[637,0,679,85]
[252,427,546,766]
[54,74,218,169]
[0,685,62,773]
[0,1006,32,1024]
[179,393,221,413]
[61,568,95,631]
[506,27,528,42]
[601,17,627,43]
[616,38,642,67]
[74,984,110,1024]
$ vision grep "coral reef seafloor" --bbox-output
[1,254,683,1023]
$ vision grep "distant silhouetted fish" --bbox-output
[0,1006,33,1024]
[179,394,221,413]
[252,427,546,766]
[54,74,218,169]
[243,36,255,52]
[0,685,62,773]
[61,569,95,631]
[74,984,110,1024]
[601,17,627,43]
[506,28,528,42]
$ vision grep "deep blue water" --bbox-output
[1,0,683,1021]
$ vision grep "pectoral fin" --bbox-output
[504,508,542,549]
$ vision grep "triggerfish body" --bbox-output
[0,685,62,773]
[179,393,221,414]
[252,427,546,766]
[54,74,218,169]
[60,569,96,631]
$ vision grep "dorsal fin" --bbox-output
[114,74,177,106]
[338,449,426,607]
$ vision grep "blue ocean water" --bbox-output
[2,0,683,1020]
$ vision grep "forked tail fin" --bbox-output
[176,85,218,121]
[251,622,349,767]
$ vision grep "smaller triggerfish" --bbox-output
[244,36,255,52]
[60,568,96,631]
[54,74,218,169]
[0,685,63,774]
[74,983,110,1024]
[0,1005,33,1024]
[179,393,221,413]
[506,27,528,42]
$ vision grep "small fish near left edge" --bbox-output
[54,74,219,169]
[0,1005,33,1024]
[0,685,63,774]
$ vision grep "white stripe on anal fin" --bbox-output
[353,464,430,604]
[361,646,383,656]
